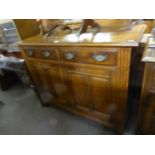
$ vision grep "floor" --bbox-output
[0,82,134,135]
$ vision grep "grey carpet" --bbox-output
[0,83,117,135]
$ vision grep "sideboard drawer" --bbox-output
[59,47,118,66]
[24,47,57,60]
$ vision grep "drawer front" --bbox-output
[23,47,57,60]
[59,47,118,66]
[63,63,110,78]
[27,60,59,68]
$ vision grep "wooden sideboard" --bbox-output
[144,19,155,33]
[137,37,155,134]
[19,23,146,133]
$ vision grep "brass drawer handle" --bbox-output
[64,52,75,60]
[92,54,107,62]
[25,49,35,57]
[41,50,51,58]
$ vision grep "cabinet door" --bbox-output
[89,76,110,114]
[63,64,116,126]
[138,64,155,134]
[27,60,66,105]
[65,71,90,109]
[143,95,155,134]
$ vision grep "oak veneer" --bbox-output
[137,42,155,134]
[20,23,146,133]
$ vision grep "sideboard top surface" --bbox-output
[142,36,155,63]
[20,24,146,47]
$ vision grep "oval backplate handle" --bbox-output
[92,53,107,62]
[64,52,75,60]
[41,49,51,58]
[25,49,35,57]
